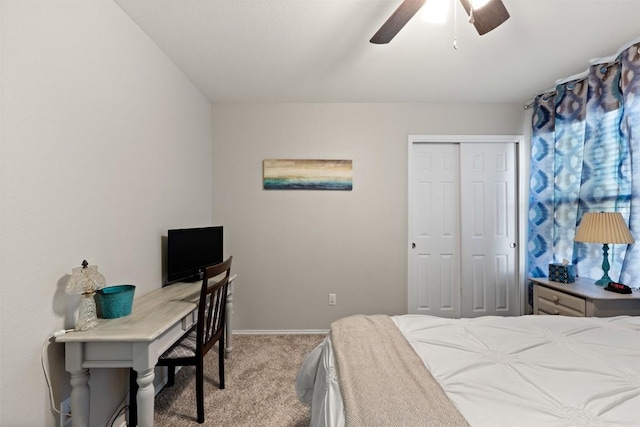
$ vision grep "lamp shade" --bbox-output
[574,212,634,244]
[66,260,106,295]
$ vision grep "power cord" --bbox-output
[42,329,74,418]
[106,399,129,427]
[104,381,131,427]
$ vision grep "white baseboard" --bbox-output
[233,329,328,335]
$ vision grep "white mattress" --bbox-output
[296,315,640,427]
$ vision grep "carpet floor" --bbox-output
[153,334,326,426]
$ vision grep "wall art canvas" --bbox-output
[263,159,353,190]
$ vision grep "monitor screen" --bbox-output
[167,226,223,284]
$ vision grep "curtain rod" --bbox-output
[523,37,640,111]
[523,87,556,110]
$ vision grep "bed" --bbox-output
[296,314,640,427]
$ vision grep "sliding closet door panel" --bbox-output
[460,143,518,317]
[409,143,460,317]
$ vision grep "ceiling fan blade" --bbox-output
[370,0,426,44]
[459,0,510,35]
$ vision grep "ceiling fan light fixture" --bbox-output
[471,0,491,10]
[369,0,508,44]
[420,0,450,24]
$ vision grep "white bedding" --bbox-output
[296,315,640,427]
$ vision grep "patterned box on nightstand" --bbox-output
[548,263,576,283]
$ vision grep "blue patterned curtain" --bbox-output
[620,45,640,284]
[527,41,640,303]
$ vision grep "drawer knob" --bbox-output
[553,309,559,315]
[552,295,559,303]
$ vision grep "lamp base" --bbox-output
[594,243,613,287]
[76,292,98,331]
[594,274,612,287]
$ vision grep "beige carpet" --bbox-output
[153,334,326,426]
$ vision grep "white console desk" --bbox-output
[56,275,236,427]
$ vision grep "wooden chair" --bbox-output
[129,256,232,425]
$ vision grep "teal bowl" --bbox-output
[96,285,135,319]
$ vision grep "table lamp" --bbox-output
[574,212,634,286]
[66,260,106,331]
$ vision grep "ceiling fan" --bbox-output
[370,0,510,44]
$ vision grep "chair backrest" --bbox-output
[197,256,232,356]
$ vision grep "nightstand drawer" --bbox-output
[537,298,585,316]
[537,285,586,316]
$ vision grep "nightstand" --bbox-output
[530,277,640,317]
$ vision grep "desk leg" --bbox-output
[69,368,90,427]
[225,278,234,359]
[135,368,155,427]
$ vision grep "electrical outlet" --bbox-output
[60,397,71,427]
[328,293,337,306]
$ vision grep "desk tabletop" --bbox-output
[530,276,640,301]
[57,281,202,343]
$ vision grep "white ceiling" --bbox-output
[115,0,640,104]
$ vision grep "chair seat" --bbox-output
[161,328,197,359]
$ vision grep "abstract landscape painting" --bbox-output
[263,159,353,190]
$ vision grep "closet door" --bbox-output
[459,143,518,317]
[409,143,461,317]
[409,140,519,318]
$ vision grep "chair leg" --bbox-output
[129,369,138,427]
[196,361,204,423]
[219,336,225,389]
[167,365,175,387]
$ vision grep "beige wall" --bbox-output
[1,1,212,425]
[211,103,527,331]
